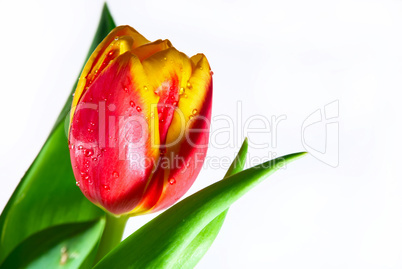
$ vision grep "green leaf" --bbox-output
[94,150,307,269]
[0,4,116,266]
[174,138,249,268]
[0,219,105,269]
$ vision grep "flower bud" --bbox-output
[69,26,212,215]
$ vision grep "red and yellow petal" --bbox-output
[69,52,160,215]
[150,54,213,213]
[129,53,213,215]
[70,26,151,127]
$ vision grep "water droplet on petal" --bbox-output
[103,185,110,191]
[192,109,198,115]
[169,178,176,185]
[187,82,192,89]
[144,86,148,91]
[113,171,119,178]
[136,106,142,112]
[179,87,185,95]
[78,145,83,150]
[84,149,94,157]
[130,100,135,107]
[76,181,80,186]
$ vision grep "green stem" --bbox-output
[94,213,129,264]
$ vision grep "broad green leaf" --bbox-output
[174,138,249,268]
[94,151,307,269]
[0,219,104,269]
[0,4,116,266]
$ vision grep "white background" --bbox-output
[1,0,402,268]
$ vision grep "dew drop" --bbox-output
[192,109,198,115]
[169,178,176,185]
[130,100,135,107]
[78,145,83,150]
[179,87,185,95]
[76,181,80,186]
[88,179,93,185]
[103,185,110,191]
[124,87,129,92]
[114,37,119,41]
[163,57,167,61]
[189,115,194,120]
[144,86,148,91]
[84,149,94,157]
[187,82,192,88]
[113,171,119,178]
[136,106,142,112]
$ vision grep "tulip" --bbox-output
[68,26,212,216]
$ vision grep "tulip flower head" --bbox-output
[68,26,212,216]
